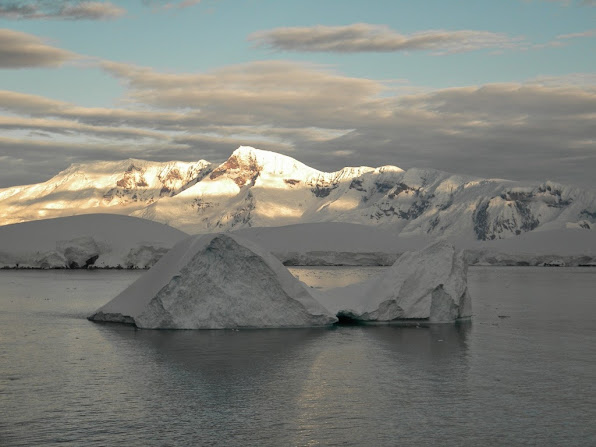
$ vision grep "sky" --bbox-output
[0,0,595,189]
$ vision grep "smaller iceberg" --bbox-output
[89,233,337,329]
[316,241,471,323]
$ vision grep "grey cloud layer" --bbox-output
[0,29,76,68]
[0,89,193,127]
[249,24,524,54]
[1,60,595,188]
[0,1,125,20]
[0,116,170,140]
[101,60,385,128]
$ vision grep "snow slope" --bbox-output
[235,222,431,265]
[89,233,337,329]
[238,222,596,266]
[0,214,188,268]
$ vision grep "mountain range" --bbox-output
[1,146,595,241]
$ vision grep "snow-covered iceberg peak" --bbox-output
[316,241,471,323]
[89,233,337,329]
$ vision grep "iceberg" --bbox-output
[89,233,337,329]
[315,241,472,323]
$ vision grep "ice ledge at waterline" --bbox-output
[89,236,471,329]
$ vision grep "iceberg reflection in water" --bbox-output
[1,267,595,446]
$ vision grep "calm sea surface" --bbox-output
[0,267,595,446]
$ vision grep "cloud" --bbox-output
[531,28,596,50]
[0,85,354,144]
[539,0,573,4]
[0,89,193,128]
[0,132,284,188]
[101,60,385,129]
[101,60,596,186]
[556,29,596,39]
[529,73,596,86]
[0,136,176,187]
[0,1,125,20]
[0,29,77,68]
[531,0,595,5]
[1,59,595,189]
[0,116,169,140]
[0,134,229,162]
[142,0,202,10]
[312,82,596,184]
[249,24,524,54]
[56,1,125,19]
[163,0,202,9]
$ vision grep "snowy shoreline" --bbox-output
[1,215,594,269]
[2,251,595,269]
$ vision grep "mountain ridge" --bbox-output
[1,146,595,241]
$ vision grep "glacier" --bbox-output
[315,242,472,323]
[88,233,338,329]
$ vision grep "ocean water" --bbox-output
[0,267,595,446]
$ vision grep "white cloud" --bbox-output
[0,29,77,68]
[142,0,202,10]
[249,24,525,54]
[527,0,595,5]
[1,59,595,188]
[556,28,596,39]
[0,1,125,20]
[101,60,386,129]
[99,61,596,186]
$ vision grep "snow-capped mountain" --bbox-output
[0,158,212,225]
[1,146,595,241]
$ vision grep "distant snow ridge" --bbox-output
[316,242,471,323]
[235,222,431,266]
[89,233,338,329]
[0,214,187,269]
[2,146,595,242]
